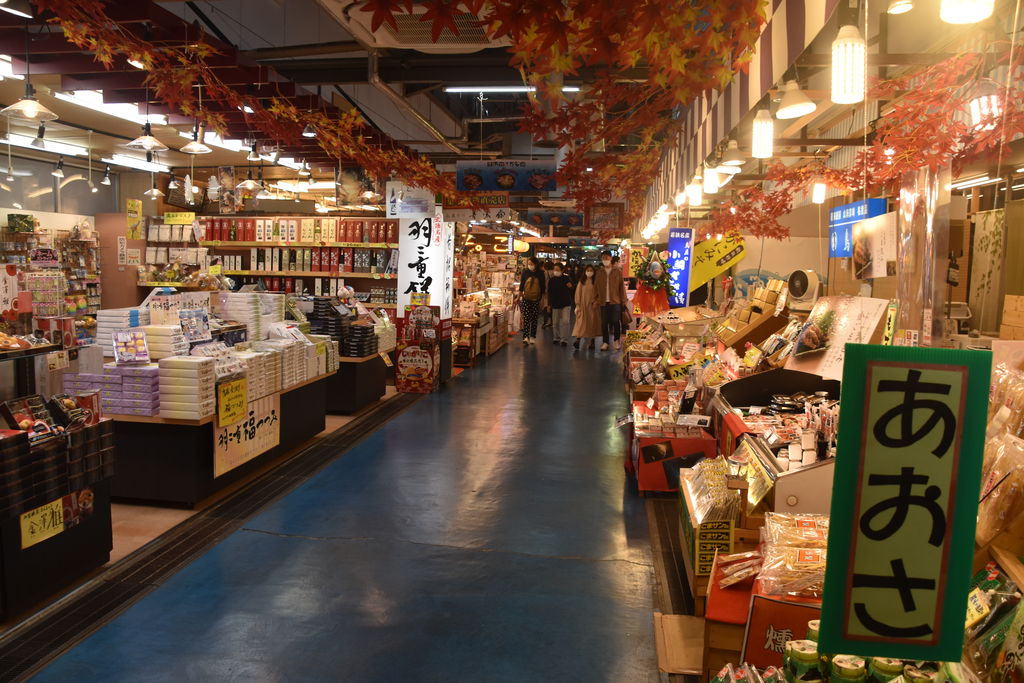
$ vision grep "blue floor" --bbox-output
[33,335,658,682]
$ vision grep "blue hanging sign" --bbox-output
[667,227,694,308]
[829,198,887,257]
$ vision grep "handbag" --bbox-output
[621,306,633,328]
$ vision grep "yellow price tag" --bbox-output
[667,363,689,380]
[208,264,223,275]
[217,377,248,427]
[380,352,393,367]
[164,211,196,225]
[20,498,64,549]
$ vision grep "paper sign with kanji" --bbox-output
[820,344,990,660]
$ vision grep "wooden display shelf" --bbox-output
[0,343,62,362]
[201,241,398,249]
[338,345,395,363]
[224,270,397,280]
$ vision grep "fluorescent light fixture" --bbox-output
[887,0,914,13]
[0,1,34,20]
[948,175,998,190]
[273,180,336,192]
[260,154,302,171]
[1016,167,1024,174]
[832,25,866,105]
[177,129,246,153]
[812,181,827,204]
[776,80,817,119]
[54,90,167,126]
[751,109,774,159]
[1011,183,1024,190]
[674,190,687,207]
[102,154,169,173]
[3,132,86,156]
[585,167,593,172]
[940,0,994,23]
[444,85,581,93]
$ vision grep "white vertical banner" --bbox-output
[441,218,455,321]
[397,205,453,318]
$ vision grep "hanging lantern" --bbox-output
[812,181,827,205]
[969,82,1001,130]
[751,109,774,159]
[831,25,866,105]
[940,0,994,24]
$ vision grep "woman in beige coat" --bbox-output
[572,265,602,350]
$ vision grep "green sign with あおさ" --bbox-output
[819,344,990,661]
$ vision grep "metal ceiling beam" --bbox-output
[244,41,364,60]
[797,53,954,67]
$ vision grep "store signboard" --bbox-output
[217,377,248,427]
[126,198,143,239]
[397,207,453,318]
[742,595,821,669]
[524,209,585,228]
[690,234,745,290]
[829,198,886,258]
[456,159,557,192]
[441,190,509,209]
[820,344,990,660]
[667,227,694,308]
[852,212,898,280]
[213,394,280,477]
[164,211,196,225]
[385,181,435,218]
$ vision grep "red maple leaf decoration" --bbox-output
[420,0,460,42]
[359,0,413,32]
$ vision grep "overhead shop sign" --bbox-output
[829,198,887,258]
[441,190,509,209]
[386,181,436,218]
[456,159,557,192]
[398,207,455,318]
[820,344,990,661]
[524,209,585,228]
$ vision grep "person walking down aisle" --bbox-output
[593,250,628,351]
[573,265,601,350]
[519,257,545,345]
[541,261,555,329]
[547,264,574,345]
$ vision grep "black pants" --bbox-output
[521,299,540,339]
[601,303,622,344]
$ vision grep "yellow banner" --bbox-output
[213,394,281,477]
[217,377,248,427]
[20,498,64,549]
[126,198,143,239]
[164,211,196,225]
[690,234,746,289]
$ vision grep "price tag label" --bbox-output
[677,414,711,427]
[379,352,393,367]
[46,350,68,371]
[217,377,248,427]
[20,498,64,549]
[645,397,655,409]
[208,264,223,275]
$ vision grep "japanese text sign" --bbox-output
[820,344,991,660]
[217,377,248,427]
[213,394,280,477]
[20,498,64,549]
[667,227,694,308]
[397,207,453,319]
[829,198,886,258]
[690,234,745,290]
[742,595,821,669]
[456,159,557,192]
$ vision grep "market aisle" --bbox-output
[32,337,658,682]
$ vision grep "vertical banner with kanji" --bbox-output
[667,227,693,308]
[397,206,450,318]
[820,344,991,660]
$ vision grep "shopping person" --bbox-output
[593,250,628,351]
[519,257,545,345]
[572,265,601,350]
[547,263,574,345]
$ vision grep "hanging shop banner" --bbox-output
[829,198,887,258]
[852,212,898,280]
[126,198,143,239]
[213,394,280,478]
[524,209,585,228]
[690,234,745,290]
[443,206,514,223]
[397,207,453,318]
[820,344,991,660]
[385,181,436,218]
[630,247,649,278]
[456,159,557,192]
[441,190,509,210]
[667,227,694,308]
[441,216,455,321]
[742,595,822,670]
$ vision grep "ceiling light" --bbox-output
[832,25,866,105]
[444,85,581,93]
[969,82,1001,131]
[674,190,687,207]
[167,174,180,191]
[686,175,703,206]
[247,142,260,161]
[274,180,339,193]
[262,154,302,170]
[751,109,774,159]
[949,175,996,190]
[302,123,317,138]
[102,154,169,173]
[126,122,168,152]
[6,130,87,157]
[143,183,164,199]
[238,104,255,114]
[716,164,742,175]
[177,129,246,153]
[703,166,720,194]
[940,0,994,23]
[127,58,146,70]
[812,181,827,204]
[2,82,57,121]
[236,170,259,192]
[4,166,12,182]
[100,166,111,185]
[298,161,311,177]
[51,156,64,178]
[721,140,745,166]
[0,1,33,19]
[53,90,167,126]
[585,167,593,172]
[776,80,817,119]
[887,0,914,13]
[180,122,212,155]
[89,180,98,193]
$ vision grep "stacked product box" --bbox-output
[95,308,150,357]
[141,325,189,360]
[213,292,285,341]
[102,363,161,416]
[231,350,278,399]
[158,356,216,419]
[254,339,305,388]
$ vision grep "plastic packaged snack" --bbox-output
[976,432,1024,546]
[759,546,827,598]
[764,512,829,547]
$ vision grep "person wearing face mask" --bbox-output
[546,263,574,345]
[593,250,628,351]
[518,256,545,345]
[572,265,601,349]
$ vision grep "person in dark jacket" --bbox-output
[546,263,574,345]
[518,257,545,344]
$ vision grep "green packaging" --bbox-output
[785,640,823,682]
[868,657,904,683]
[831,655,867,682]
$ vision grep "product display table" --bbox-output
[327,345,394,414]
[452,316,492,367]
[109,373,330,507]
[702,561,753,681]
